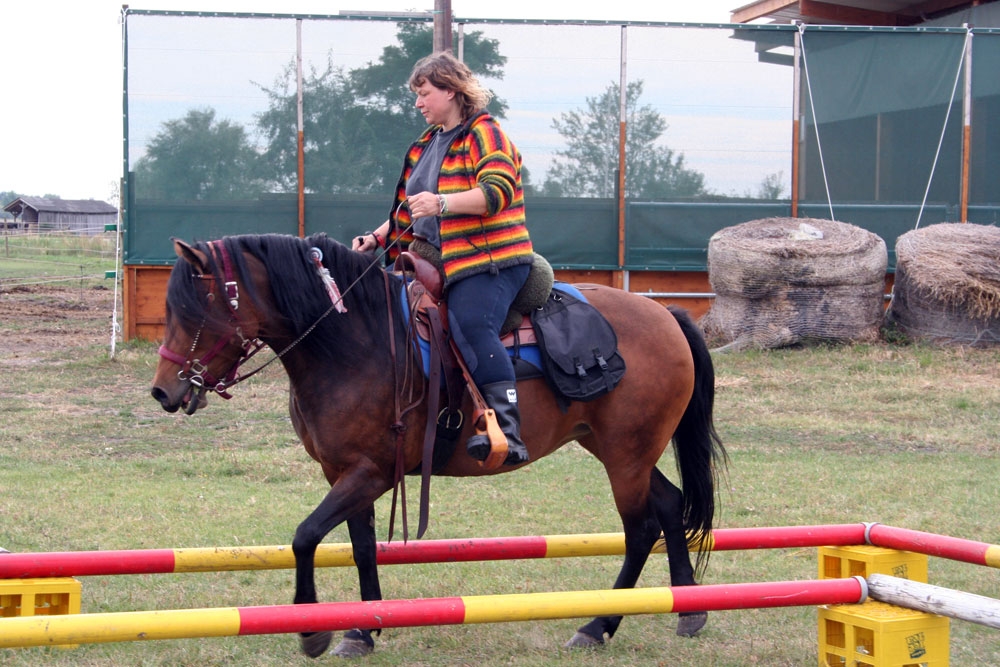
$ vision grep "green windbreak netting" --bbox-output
[799,30,966,207]
[123,12,997,272]
[627,201,790,270]
[970,32,1000,210]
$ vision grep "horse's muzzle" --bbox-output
[150,384,207,414]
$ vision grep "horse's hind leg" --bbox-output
[650,466,707,638]
[565,506,661,647]
[331,505,383,658]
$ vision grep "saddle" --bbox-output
[403,239,552,344]
[395,247,624,539]
[389,248,550,540]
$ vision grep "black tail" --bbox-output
[667,306,727,576]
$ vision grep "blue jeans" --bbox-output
[447,264,530,387]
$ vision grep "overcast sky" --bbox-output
[2,1,740,203]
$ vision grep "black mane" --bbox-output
[165,233,402,365]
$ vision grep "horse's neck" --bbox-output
[269,282,416,411]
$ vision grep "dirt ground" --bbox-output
[0,284,118,364]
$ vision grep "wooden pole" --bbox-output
[615,25,627,291]
[434,0,452,53]
[868,573,1000,629]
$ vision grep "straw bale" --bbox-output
[886,223,1000,346]
[702,217,887,350]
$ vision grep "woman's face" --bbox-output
[413,80,459,128]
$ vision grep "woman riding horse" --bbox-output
[151,230,726,658]
[353,51,533,467]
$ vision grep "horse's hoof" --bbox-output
[676,611,707,637]
[332,635,375,658]
[300,631,333,658]
[564,631,605,649]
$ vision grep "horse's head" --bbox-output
[150,238,267,415]
[151,232,399,415]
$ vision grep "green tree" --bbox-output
[256,62,385,194]
[133,108,265,200]
[542,81,706,199]
[753,171,785,199]
[0,191,21,209]
[256,23,509,195]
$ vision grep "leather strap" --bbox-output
[385,270,423,543]
[447,337,508,470]
[417,306,446,538]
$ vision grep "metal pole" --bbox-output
[791,26,801,217]
[296,20,305,238]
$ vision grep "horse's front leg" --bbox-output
[292,468,386,659]
[330,504,383,658]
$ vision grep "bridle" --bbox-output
[157,240,268,412]
[157,232,396,411]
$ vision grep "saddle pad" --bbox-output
[550,281,588,303]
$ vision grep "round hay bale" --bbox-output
[886,222,1000,346]
[701,217,887,350]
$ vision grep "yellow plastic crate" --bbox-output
[819,600,949,667]
[0,577,82,618]
[819,545,928,583]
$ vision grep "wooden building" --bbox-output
[3,197,118,235]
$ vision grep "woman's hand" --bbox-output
[352,229,385,252]
[406,191,444,218]
[351,234,376,252]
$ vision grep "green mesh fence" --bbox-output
[122,11,1000,271]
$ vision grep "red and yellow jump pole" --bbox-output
[3,523,998,580]
[866,523,1000,568]
[0,524,870,579]
[0,577,868,649]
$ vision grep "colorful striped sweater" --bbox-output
[386,111,534,285]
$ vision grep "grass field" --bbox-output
[1,246,999,665]
[0,231,117,285]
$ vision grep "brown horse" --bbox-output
[150,233,726,658]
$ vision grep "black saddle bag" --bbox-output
[530,288,626,403]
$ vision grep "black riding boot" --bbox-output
[466,381,529,466]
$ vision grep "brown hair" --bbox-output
[408,51,493,121]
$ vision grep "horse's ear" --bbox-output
[173,238,209,273]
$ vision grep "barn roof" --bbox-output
[3,196,117,215]
[731,0,998,25]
